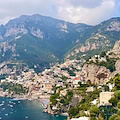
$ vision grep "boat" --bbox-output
[25,116,29,119]
[0,103,4,106]
[10,105,13,107]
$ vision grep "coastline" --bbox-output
[39,98,50,108]
[0,92,68,118]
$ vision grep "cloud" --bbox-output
[0,0,119,25]
[58,0,103,8]
[57,0,116,25]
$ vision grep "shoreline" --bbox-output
[39,98,50,108]
[0,95,68,119]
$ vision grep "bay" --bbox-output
[0,97,67,120]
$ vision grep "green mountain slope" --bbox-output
[67,17,120,60]
[0,14,91,72]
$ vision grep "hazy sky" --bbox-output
[0,0,120,25]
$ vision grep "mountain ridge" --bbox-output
[0,14,119,72]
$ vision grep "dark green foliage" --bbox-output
[68,107,79,118]
[114,76,120,90]
[50,93,59,105]
[90,117,97,120]
[90,105,99,117]
[117,110,120,116]
[99,105,117,120]
[109,97,118,106]
[104,85,109,91]
[117,102,120,109]
[109,114,119,120]
[114,116,120,120]
[98,57,116,72]
[68,69,76,76]
[0,82,28,94]
[61,76,68,81]
[0,74,6,80]
[68,88,102,118]
[60,90,73,105]
[114,91,120,100]
[100,51,106,57]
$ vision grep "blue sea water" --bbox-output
[0,97,67,120]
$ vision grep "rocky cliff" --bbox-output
[82,63,112,84]
[81,40,120,85]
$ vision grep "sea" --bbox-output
[0,97,67,120]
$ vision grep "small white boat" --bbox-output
[0,103,4,106]
[10,105,13,107]
[25,116,29,119]
[5,114,8,116]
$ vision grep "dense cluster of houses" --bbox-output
[0,59,115,110]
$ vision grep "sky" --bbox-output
[0,0,120,25]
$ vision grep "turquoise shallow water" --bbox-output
[0,97,67,120]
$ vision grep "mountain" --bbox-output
[66,17,120,60]
[0,14,91,72]
[0,14,120,73]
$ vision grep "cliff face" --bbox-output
[81,40,120,85]
[82,63,112,84]
[110,40,120,55]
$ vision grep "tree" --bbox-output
[100,51,106,57]
[114,116,120,120]
[114,91,120,100]
[109,97,118,106]
[114,76,120,90]
[90,105,99,117]
[117,110,120,116]
[104,85,109,91]
[109,114,119,120]
[90,117,97,120]
[68,107,79,118]
[117,102,120,109]
[98,116,104,120]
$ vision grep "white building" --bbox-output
[100,92,114,106]
[71,116,89,120]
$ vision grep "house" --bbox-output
[86,87,95,93]
[73,78,81,85]
[71,116,89,120]
[91,99,98,105]
[44,83,53,93]
[100,92,114,106]
[60,89,67,96]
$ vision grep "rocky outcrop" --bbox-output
[106,21,120,31]
[110,40,120,55]
[115,60,120,73]
[82,63,112,84]
[5,24,28,37]
[31,27,44,39]
[43,103,55,114]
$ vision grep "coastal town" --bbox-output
[1,40,120,120]
[0,59,84,100]
[0,57,117,120]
